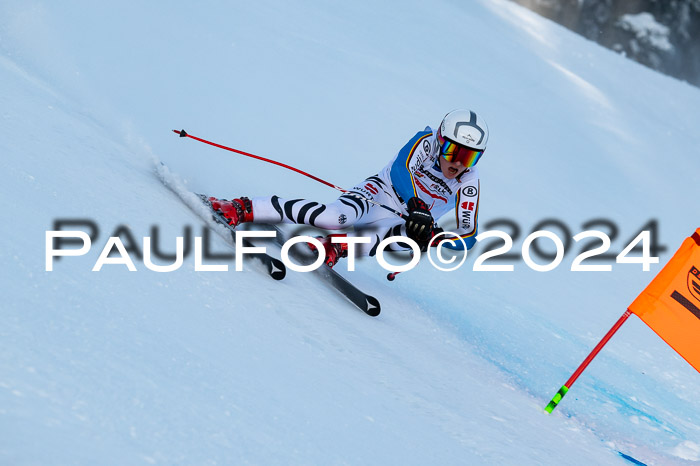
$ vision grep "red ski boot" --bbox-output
[308,234,349,268]
[208,196,254,227]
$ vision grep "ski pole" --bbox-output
[386,250,416,281]
[173,129,407,220]
[386,233,455,281]
[544,309,632,413]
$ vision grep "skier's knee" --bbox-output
[312,206,356,230]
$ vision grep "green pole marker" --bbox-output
[544,385,569,413]
[544,310,632,414]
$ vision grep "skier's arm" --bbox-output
[440,181,480,251]
[389,130,433,203]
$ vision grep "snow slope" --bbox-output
[1,0,699,464]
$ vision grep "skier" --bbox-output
[208,109,488,268]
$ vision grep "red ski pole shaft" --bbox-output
[386,250,418,281]
[544,308,632,413]
[173,129,345,191]
[173,129,406,219]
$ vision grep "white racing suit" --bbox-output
[251,127,480,256]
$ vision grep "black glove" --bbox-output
[414,227,445,252]
[405,197,434,242]
[429,227,444,246]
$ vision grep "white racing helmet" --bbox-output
[437,109,489,167]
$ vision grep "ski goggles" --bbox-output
[436,129,484,167]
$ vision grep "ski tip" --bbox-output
[365,296,381,317]
[268,260,287,281]
[173,129,187,137]
[617,452,648,466]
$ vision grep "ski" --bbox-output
[155,162,378,309]
[155,163,285,280]
[261,224,381,316]
[194,195,287,280]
